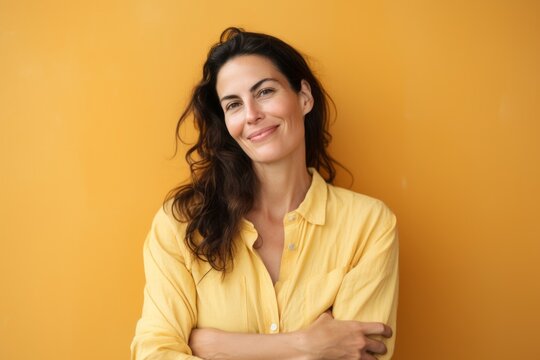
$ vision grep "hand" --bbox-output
[300,312,392,360]
[189,328,223,359]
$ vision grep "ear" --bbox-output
[299,79,314,115]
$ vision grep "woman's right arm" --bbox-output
[131,208,202,360]
[189,312,392,360]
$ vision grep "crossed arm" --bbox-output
[189,212,398,360]
[189,312,392,360]
[131,206,398,360]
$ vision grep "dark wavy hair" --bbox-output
[167,27,339,271]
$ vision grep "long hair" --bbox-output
[167,27,338,271]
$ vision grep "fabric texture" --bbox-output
[131,169,399,359]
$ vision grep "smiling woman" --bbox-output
[217,55,313,171]
[131,27,399,360]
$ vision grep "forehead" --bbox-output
[216,55,286,95]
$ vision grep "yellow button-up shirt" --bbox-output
[131,170,399,359]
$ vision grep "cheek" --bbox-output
[224,115,244,140]
[273,96,304,121]
[280,101,305,129]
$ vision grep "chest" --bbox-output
[192,221,358,333]
[252,220,284,284]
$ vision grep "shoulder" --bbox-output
[326,184,396,227]
[149,199,186,236]
[325,185,398,265]
[145,199,193,262]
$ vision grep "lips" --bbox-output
[247,125,279,141]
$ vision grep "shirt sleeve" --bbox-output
[331,203,399,359]
[131,207,203,360]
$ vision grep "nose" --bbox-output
[244,99,263,124]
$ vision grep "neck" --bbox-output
[251,161,312,223]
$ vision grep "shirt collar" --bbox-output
[295,168,327,226]
[240,167,329,246]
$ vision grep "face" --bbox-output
[215,55,313,167]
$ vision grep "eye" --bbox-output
[257,88,275,97]
[225,101,241,111]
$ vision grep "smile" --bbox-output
[247,125,279,141]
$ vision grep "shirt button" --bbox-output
[270,323,278,332]
[288,243,296,251]
[288,214,297,222]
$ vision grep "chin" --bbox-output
[249,155,283,165]
[248,143,306,165]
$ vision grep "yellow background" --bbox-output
[1,1,539,359]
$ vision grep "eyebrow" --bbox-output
[219,78,278,103]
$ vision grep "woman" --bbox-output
[131,27,398,360]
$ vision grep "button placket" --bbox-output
[281,214,299,278]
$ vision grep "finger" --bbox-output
[360,350,377,360]
[360,322,393,338]
[364,337,387,355]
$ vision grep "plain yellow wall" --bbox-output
[1,1,539,359]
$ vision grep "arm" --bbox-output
[189,204,398,360]
[189,313,391,360]
[332,204,399,359]
[131,208,202,360]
